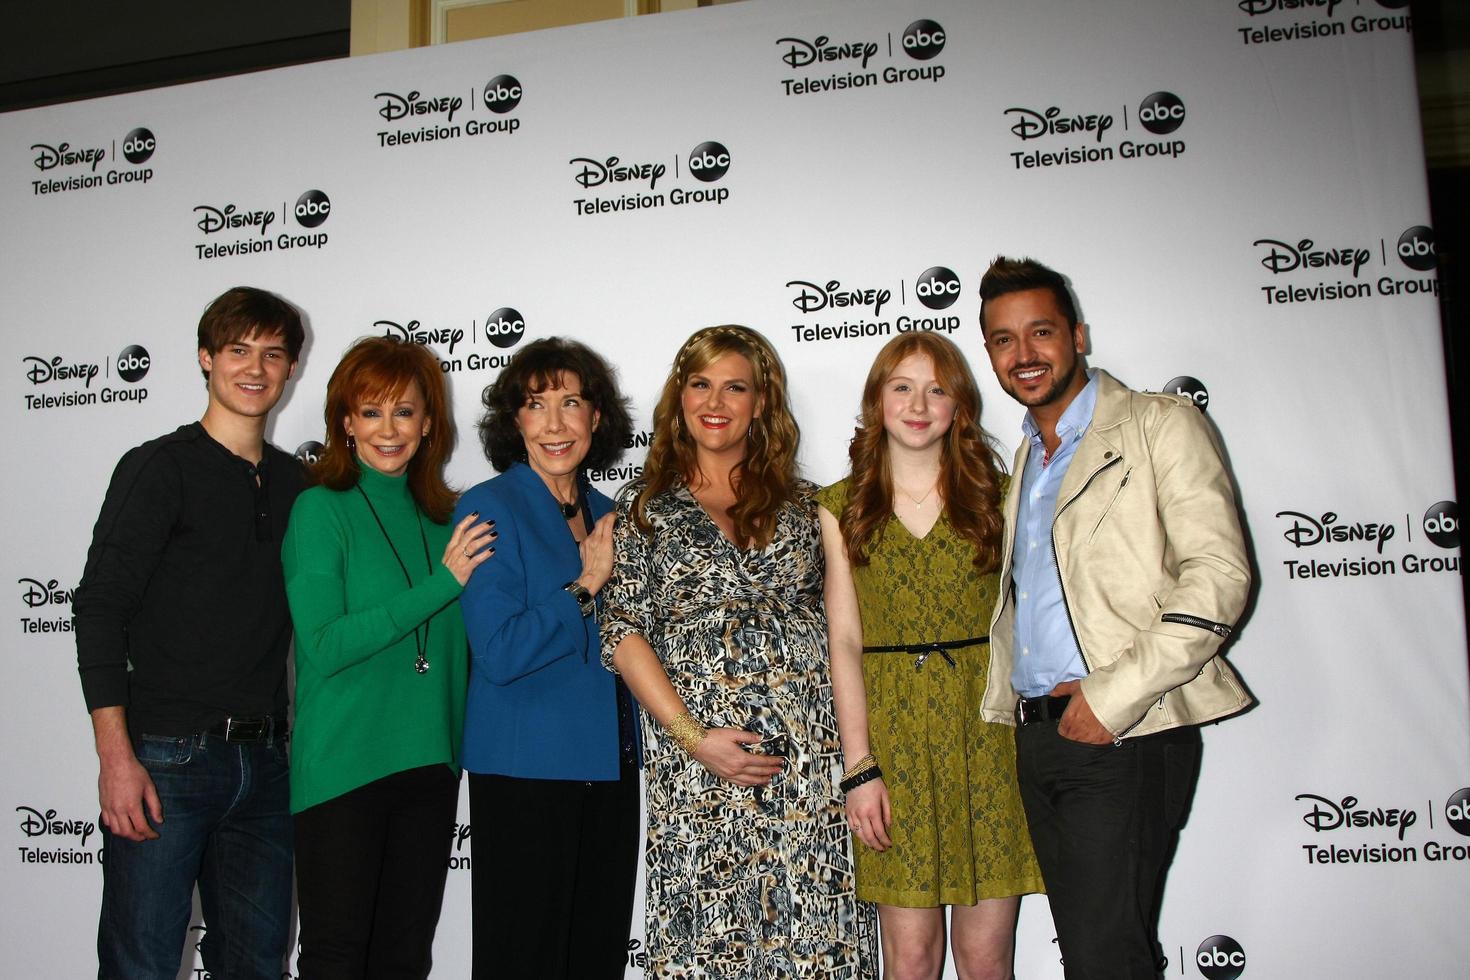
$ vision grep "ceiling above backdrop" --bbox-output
[0,0,1463,165]
[0,0,742,114]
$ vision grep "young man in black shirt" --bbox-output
[75,286,308,979]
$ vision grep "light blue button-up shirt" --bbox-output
[1011,370,1099,698]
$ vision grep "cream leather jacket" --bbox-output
[980,370,1253,738]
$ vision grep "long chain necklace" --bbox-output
[355,484,434,674]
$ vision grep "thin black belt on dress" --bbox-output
[861,635,988,671]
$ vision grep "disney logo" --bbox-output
[193,204,276,236]
[1275,510,1395,554]
[1253,238,1370,277]
[30,142,106,172]
[568,156,666,190]
[451,822,471,853]
[1296,793,1417,841]
[375,90,464,123]
[1240,0,1342,17]
[786,280,892,317]
[775,35,879,70]
[24,356,99,388]
[16,806,95,846]
[626,938,649,969]
[19,577,73,608]
[376,319,465,355]
[1005,106,1114,142]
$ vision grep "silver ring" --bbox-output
[462,548,472,558]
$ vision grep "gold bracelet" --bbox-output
[665,712,707,756]
[841,753,877,783]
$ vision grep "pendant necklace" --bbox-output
[556,477,583,520]
[356,483,434,674]
[896,482,936,510]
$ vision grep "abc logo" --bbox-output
[294,441,325,466]
[689,141,731,183]
[1396,226,1436,272]
[485,307,526,349]
[1138,91,1186,135]
[294,189,332,228]
[122,127,156,165]
[915,266,961,310]
[1196,935,1245,980]
[1445,788,1470,836]
[902,19,946,61]
[484,75,523,114]
[1422,500,1458,549]
[1164,376,1209,412]
[116,345,151,383]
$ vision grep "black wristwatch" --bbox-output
[563,581,595,618]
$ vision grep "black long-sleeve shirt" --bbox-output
[75,422,305,735]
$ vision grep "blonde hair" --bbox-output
[633,326,799,550]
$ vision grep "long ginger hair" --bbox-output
[632,325,799,550]
[840,332,1005,569]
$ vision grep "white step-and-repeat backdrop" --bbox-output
[3,0,1464,976]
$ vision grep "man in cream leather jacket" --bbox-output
[976,257,1252,980]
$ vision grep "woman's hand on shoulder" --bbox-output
[844,778,893,851]
[442,512,497,586]
[692,727,784,786]
[577,512,616,595]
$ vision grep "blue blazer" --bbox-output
[455,463,633,780]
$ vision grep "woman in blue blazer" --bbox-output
[454,338,640,980]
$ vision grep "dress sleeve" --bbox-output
[812,479,847,518]
[282,491,463,678]
[599,493,655,670]
[74,445,182,712]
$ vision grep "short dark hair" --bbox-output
[197,287,306,378]
[978,257,1079,333]
[477,337,633,474]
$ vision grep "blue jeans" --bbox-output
[98,731,293,980]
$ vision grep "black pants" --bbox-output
[1016,721,1201,980]
[468,761,640,980]
[294,764,460,980]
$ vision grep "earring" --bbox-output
[346,434,356,453]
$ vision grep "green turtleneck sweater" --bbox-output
[282,465,467,813]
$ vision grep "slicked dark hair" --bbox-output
[197,286,305,379]
[477,337,633,474]
[978,256,1079,334]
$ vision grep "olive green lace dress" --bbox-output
[817,479,1043,907]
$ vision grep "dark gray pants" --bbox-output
[1016,721,1202,980]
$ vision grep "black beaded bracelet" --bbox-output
[840,764,883,794]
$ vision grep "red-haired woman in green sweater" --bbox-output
[282,336,495,979]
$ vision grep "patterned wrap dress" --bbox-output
[814,479,1043,908]
[601,481,878,979]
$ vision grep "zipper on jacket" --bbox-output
[1051,450,1126,745]
[1087,466,1132,543]
[1160,612,1233,639]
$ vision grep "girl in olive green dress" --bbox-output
[817,332,1042,980]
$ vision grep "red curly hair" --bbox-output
[839,332,1005,569]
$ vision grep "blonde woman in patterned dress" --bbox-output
[602,325,877,979]
[816,332,1043,980]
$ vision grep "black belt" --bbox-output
[862,635,988,671]
[1016,695,1071,726]
[203,715,278,743]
